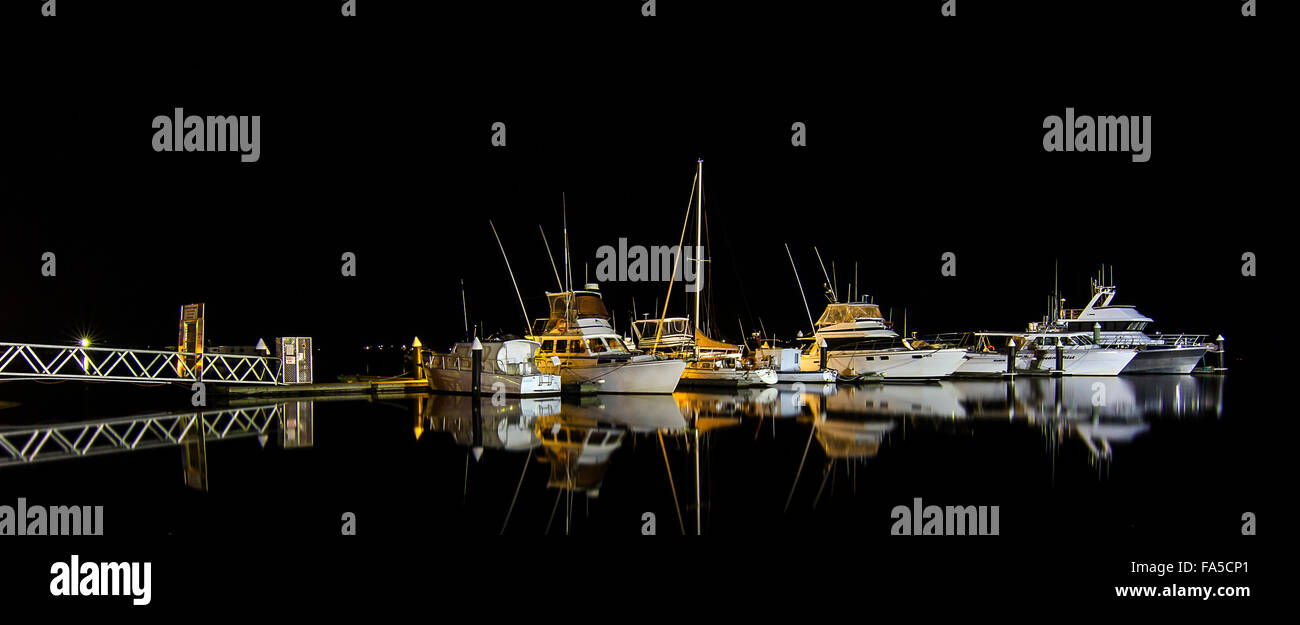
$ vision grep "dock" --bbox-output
[217,378,430,398]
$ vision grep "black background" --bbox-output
[0,0,1287,616]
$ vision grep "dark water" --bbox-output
[0,374,1254,539]
[2,372,1278,612]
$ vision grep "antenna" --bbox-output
[785,243,817,335]
[832,261,838,305]
[460,278,469,341]
[488,220,532,335]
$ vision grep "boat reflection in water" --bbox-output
[0,374,1231,537]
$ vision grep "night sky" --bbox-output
[2,2,1283,373]
[0,1,1288,615]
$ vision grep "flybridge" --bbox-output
[152,107,260,163]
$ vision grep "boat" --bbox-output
[755,345,839,383]
[1053,277,1211,374]
[634,317,779,386]
[635,159,777,388]
[421,338,561,396]
[941,330,1137,376]
[528,288,687,393]
[1007,331,1138,375]
[801,301,967,379]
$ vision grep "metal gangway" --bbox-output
[0,404,283,467]
[0,342,281,385]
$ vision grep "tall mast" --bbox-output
[563,193,572,323]
[694,158,703,359]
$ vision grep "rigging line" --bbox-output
[702,205,718,339]
[652,171,698,354]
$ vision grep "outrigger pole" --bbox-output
[814,246,837,303]
[539,224,563,291]
[785,243,816,336]
[489,220,532,335]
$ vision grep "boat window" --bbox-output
[541,340,555,353]
[605,337,627,352]
[1127,321,1147,331]
[587,338,605,353]
[568,340,586,354]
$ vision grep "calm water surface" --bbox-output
[0,375,1252,539]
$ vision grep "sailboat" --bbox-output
[641,159,777,388]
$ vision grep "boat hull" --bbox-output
[1120,346,1208,374]
[953,351,1012,376]
[681,367,778,387]
[557,358,688,393]
[423,367,561,396]
[1019,348,1137,376]
[774,369,838,384]
[823,348,967,380]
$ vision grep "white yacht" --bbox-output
[422,338,561,396]
[528,288,687,394]
[1053,280,1210,374]
[801,301,967,379]
[1005,331,1138,375]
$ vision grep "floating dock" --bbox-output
[217,378,430,398]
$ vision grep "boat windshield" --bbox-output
[816,303,884,327]
[547,292,610,320]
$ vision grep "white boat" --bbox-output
[681,354,779,387]
[756,346,838,383]
[1054,279,1210,374]
[1010,331,1138,375]
[801,301,967,379]
[634,159,778,388]
[422,338,561,396]
[946,330,1137,376]
[529,289,687,394]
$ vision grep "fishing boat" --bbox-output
[422,338,562,396]
[528,288,687,393]
[1005,331,1137,375]
[800,300,967,380]
[1053,275,1211,374]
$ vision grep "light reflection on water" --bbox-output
[0,375,1228,535]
